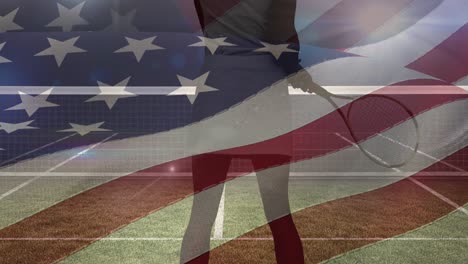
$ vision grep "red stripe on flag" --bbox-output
[406,23,468,83]
[0,81,465,263]
[205,147,468,264]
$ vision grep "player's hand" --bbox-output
[288,70,330,97]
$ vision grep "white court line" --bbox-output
[372,134,468,216]
[213,185,226,240]
[334,133,385,163]
[0,177,39,201]
[0,86,195,95]
[0,134,77,167]
[288,86,468,95]
[0,133,117,201]
[409,178,468,216]
[1,237,468,241]
[334,133,468,217]
[46,133,118,172]
[0,172,466,177]
[377,133,466,172]
[0,86,465,95]
[129,177,163,200]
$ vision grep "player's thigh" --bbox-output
[191,154,231,192]
[252,155,292,220]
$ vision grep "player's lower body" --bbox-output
[180,53,303,263]
[181,154,303,264]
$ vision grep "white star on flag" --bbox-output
[85,77,137,109]
[6,88,59,117]
[58,122,110,136]
[114,37,164,62]
[105,9,138,32]
[35,37,86,67]
[0,120,38,134]
[0,8,23,32]
[189,36,236,54]
[254,42,298,59]
[0,42,11,64]
[172,72,218,104]
[46,2,89,32]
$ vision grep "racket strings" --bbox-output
[331,95,419,168]
[348,96,412,140]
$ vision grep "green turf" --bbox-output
[0,177,33,194]
[324,203,468,264]
[60,177,398,264]
[60,195,193,264]
[0,176,116,229]
[223,178,396,238]
[4,174,465,264]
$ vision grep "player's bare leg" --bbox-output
[180,154,230,264]
[253,155,304,264]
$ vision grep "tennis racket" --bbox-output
[311,86,420,169]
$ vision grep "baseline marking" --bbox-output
[0,134,77,167]
[1,237,468,241]
[213,185,226,240]
[334,133,468,217]
[377,133,465,172]
[0,133,117,201]
[0,172,466,177]
[0,86,464,95]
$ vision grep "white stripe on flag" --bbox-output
[1,98,466,189]
[347,0,468,66]
[295,0,342,31]
[457,75,468,86]
[1,85,465,95]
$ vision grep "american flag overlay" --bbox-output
[0,1,467,263]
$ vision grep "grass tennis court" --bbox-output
[1,171,467,263]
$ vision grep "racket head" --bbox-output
[345,94,420,168]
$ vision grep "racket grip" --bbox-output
[288,71,332,98]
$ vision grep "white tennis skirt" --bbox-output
[188,53,293,157]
